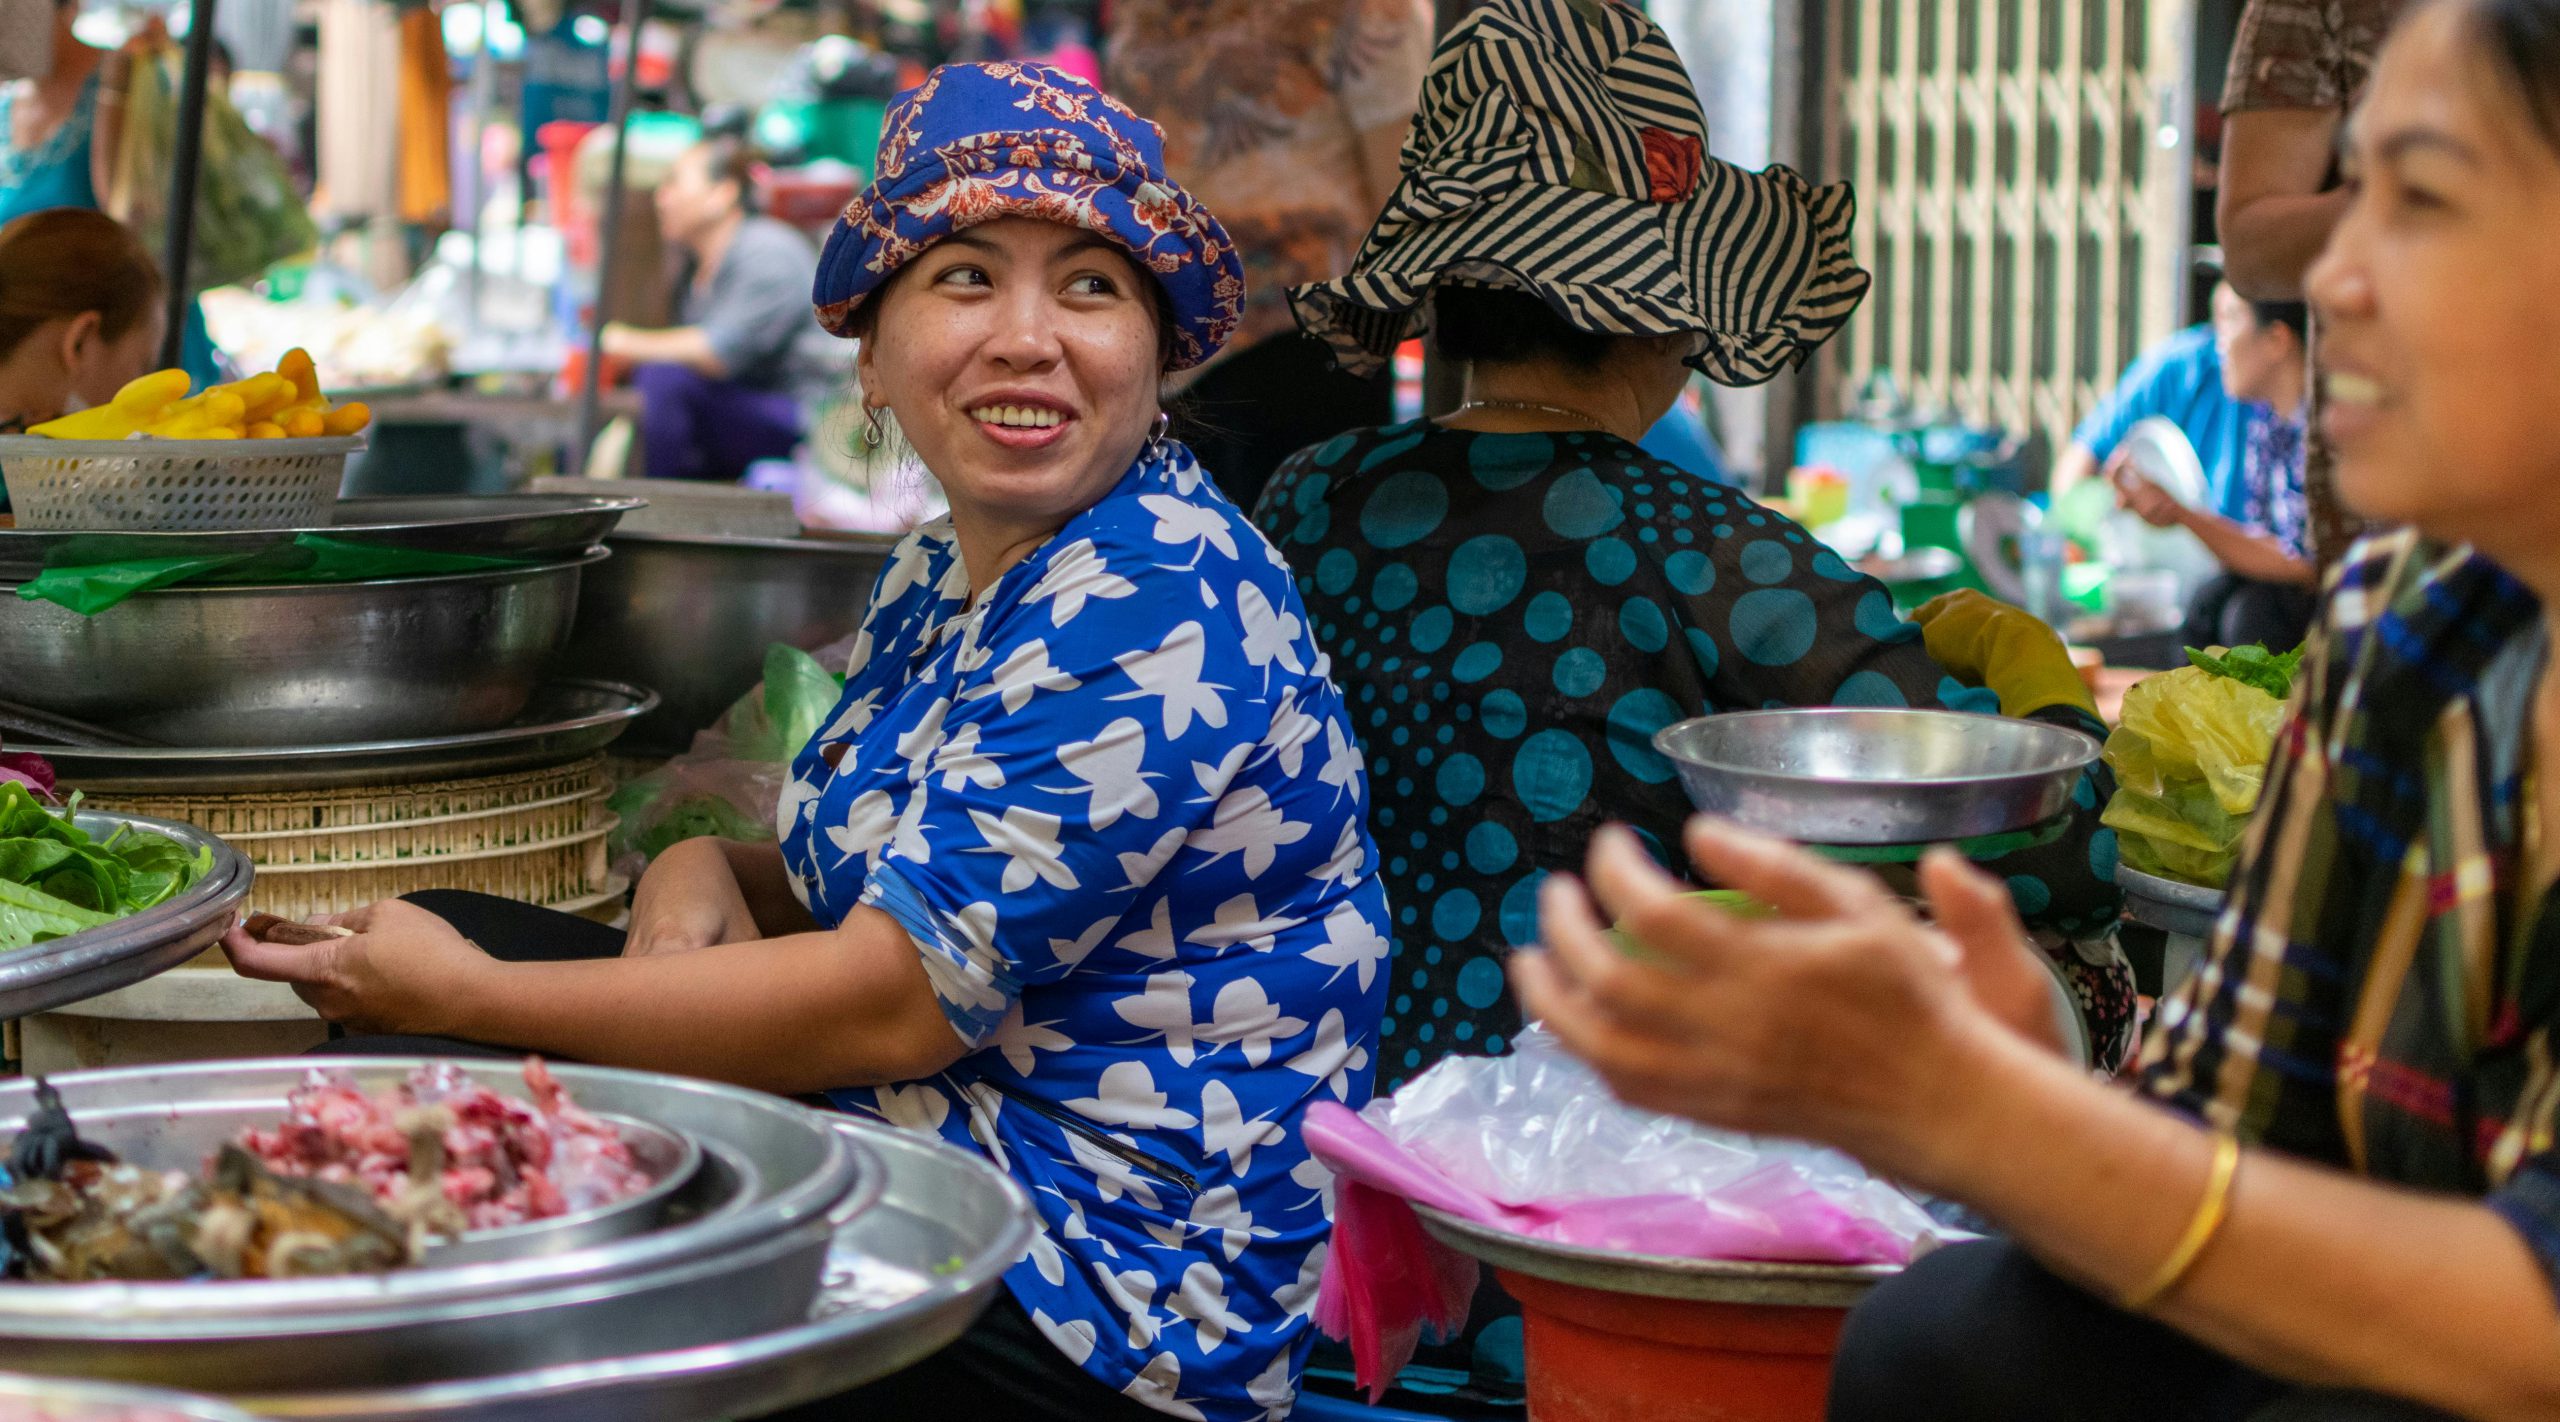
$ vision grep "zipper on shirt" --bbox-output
[978,1077,1201,1195]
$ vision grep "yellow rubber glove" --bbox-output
[26,368,191,440]
[1912,589,2098,721]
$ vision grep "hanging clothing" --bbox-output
[777,440,1391,1421]
[317,0,402,223]
[396,4,451,226]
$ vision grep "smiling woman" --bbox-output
[1512,3,2560,1419]
[224,62,1384,1422]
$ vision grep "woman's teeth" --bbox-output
[2326,373,2384,406]
[971,405,1066,429]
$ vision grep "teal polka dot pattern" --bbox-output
[1553,648,1606,697]
[1448,535,1528,615]
[1739,540,1794,585]
[1731,587,1819,666]
[1361,469,1448,549]
[1251,418,2126,1091]
[1374,562,1419,611]
[1587,537,1638,586]
[1832,669,1909,707]
[2006,875,2053,916]
[1935,676,2003,716]
[1436,753,1487,807]
[1452,642,1505,682]
[1618,597,1670,653]
[1469,433,1554,490]
[1513,729,1594,822]
[1410,605,1454,653]
[1606,689,1684,782]
[1543,468,1624,538]
[1525,591,1575,642]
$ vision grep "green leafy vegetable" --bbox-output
[0,783,213,951]
[2184,642,2305,702]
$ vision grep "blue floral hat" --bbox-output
[812,61,1247,371]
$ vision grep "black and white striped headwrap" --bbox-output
[1290,0,1870,387]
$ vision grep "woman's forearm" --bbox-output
[458,910,963,1094]
[1901,1030,2560,1420]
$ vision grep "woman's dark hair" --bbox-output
[1429,284,1618,372]
[695,134,764,215]
[2248,299,2309,342]
[2459,0,2560,153]
[0,209,162,360]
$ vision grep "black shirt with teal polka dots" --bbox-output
[1254,420,2124,1091]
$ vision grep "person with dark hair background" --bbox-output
[2117,281,2320,651]
[0,205,162,456]
[602,134,833,481]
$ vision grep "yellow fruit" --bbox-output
[26,368,191,440]
[246,421,285,439]
[284,409,325,439]
[276,348,320,405]
[321,402,371,436]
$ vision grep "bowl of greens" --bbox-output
[0,784,248,1017]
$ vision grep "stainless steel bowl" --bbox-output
[0,1371,259,1421]
[0,811,250,1019]
[556,531,895,757]
[1654,707,2099,845]
[0,552,606,747]
[2116,863,2226,939]
[1413,1206,1896,1306]
[0,1059,876,1391]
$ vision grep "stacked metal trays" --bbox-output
[0,1371,259,1421]
[0,811,250,1019]
[0,1060,876,1393]
[0,496,646,581]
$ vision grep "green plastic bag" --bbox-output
[108,38,317,292]
[608,644,848,868]
[16,537,536,616]
[2100,663,2289,889]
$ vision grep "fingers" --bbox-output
[1681,817,1889,921]
[221,926,335,985]
[1530,872,1697,1032]
[1919,849,2067,1054]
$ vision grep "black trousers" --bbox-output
[1170,330,1394,515]
[1827,1241,2460,1422]
[324,891,1160,1422]
[2181,573,2319,653]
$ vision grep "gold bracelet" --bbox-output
[2122,1130,2241,1312]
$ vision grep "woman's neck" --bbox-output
[1448,361,1653,444]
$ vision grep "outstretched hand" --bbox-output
[222,899,494,1037]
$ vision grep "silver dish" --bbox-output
[1414,1206,1896,1307]
[52,1094,705,1268]
[2115,863,2226,940]
[23,679,656,793]
[0,496,645,581]
[0,1059,876,1392]
[556,530,896,757]
[238,1118,1036,1421]
[0,1371,259,1421]
[0,811,250,1019]
[0,553,607,748]
[1655,707,2099,845]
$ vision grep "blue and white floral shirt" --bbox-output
[778,442,1390,1421]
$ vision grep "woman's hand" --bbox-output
[1510,820,2054,1174]
[221,899,497,1037]
[2109,458,2189,529]
[623,836,761,957]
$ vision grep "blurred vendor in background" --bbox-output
[2115,287,2316,652]
[0,207,163,435]
[2050,266,2257,507]
[602,135,830,482]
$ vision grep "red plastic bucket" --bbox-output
[1497,1267,1867,1422]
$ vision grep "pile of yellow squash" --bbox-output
[27,349,373,442]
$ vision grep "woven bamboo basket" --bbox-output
[85,759,622,920]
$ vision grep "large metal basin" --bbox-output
[557,532,893,758]
[1655,708,2098,846]
[0,811,250,1020]
[0,1059,874,1391]
[0,1371,259,1421]
[0,552,605,747]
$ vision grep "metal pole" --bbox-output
[572,0,648,473]
[159,0,221,372]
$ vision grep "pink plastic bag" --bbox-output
[1303,1028,1943,1396]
